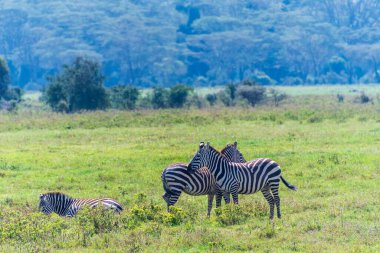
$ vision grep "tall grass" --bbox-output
[0,94,379,251]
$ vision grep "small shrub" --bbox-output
[217,90,234,106]
[308,116,322,123]
[110,85,139,110]
[337,94,344,103]
[237,85,266,106]
[225,83,237,100]
[162,206,187,226]
[206,93,217,106]
[151,86,169,109]
[355,92,370,104]
[186,94,206,108]
[214,204,249,226]
[269,88,287,106]
[4,87,23,102]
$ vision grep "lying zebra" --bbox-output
[161,142,245,216]
[188,142,297,220]
[39,192,123,217]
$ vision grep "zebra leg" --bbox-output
[162,192,171,212]
[261,186,275,220]
[215,191,223,208]
[231,183,239,204]
[223,191,231,204]
[207,194,214,216]
[271,185,281,219]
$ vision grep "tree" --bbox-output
[43,57,109,112]
[237,85,266,107]
[0,57,10,98]
[42,80,67,112]
[168,84,193,108]
[110,85,139,110]
[151,86,169,109]
[269,88,287,106]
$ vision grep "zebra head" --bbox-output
[188,142,210,173]
[39,194,54,215]
[221,141,247,163]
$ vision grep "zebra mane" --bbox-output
[44,192,74,201]
[208,145,228,160]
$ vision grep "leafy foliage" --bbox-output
[168,84,193,108]
[43,57,109,112]
[1,1,380,88]
[151,87,169,109]
[0,57,9,98]
[237,85,267,106]
[110,85,139,110]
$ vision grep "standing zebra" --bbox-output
[39,192,123,217]
[220,141,246,164]
[188,142,297,220]
[161,143,245,216]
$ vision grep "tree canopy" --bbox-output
[1,0,380,88]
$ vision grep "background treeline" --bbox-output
[41,57,284,113]
[1,0,380,89]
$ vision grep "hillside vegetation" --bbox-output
[0,93,379,252]
[1,0,380,88]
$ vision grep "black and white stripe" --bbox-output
[188,142,297,220]
[39,192,123,217]
[161,143,244,216]
[220,141,246,164]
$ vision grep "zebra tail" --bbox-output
[280,176,297,191]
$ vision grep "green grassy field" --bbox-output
[0,89,379,252]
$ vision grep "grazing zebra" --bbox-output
[161,143,245,216]
[188,142,297,220]
[39,192,123,217]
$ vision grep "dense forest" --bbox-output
[1,0,380,89]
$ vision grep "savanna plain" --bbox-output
[0,87,379,252]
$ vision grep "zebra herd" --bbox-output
[163,141,297,220]
[38,141,296,221]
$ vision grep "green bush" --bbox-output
[269,88,287,106]
[217,90,234,106]
[206,93,217,106]
[237,85,266,106]
[110,85,139,110]
[355,92,370,104]
[214,204,249,226]
[161,206,187,226]
[151,86,169,109]
[168,84,193,108]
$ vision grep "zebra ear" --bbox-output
[234,141,237,147]
[199,141,205,147]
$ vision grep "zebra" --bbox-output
[39,192,123,217]
[161,143,245,216]
[188,142,297,220]
[220,141,246,164]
